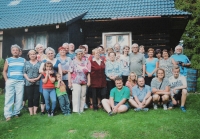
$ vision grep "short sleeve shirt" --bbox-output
[159,58,173,79]
[171,54,190,76]
[129,53,146,76]
[151,77,169,90]
[23,61,41,86]
[57,57,71,80]
[168,74,187,89]
[110,86,130,104]
[69,58,91,84]
[54,81,67,97]
[145,58,158,76]
[132,85,151,102]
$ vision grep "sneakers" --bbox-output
[180,106,186,112]
[142,108,149,111]
[84,103,88,109]
[108,111,112,116]
[134,108,141,112]
[47,111,51,117]
[163,104,167,110]
[51,111,54,116]
[153,104,158,110]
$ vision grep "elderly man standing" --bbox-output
[102,77,130,116]
[171,45,191,76]
[3,44,26,121]
[130,43,146,77]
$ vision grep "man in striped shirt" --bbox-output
[3,44,25,121]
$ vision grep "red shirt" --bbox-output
[42,73,55,89]
[90,58,106,88]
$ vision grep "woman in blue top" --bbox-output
[145,48,158,86]
[105,52,122,98]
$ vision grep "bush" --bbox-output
[0,58,4,80]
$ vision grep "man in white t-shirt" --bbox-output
[168,66,187,112]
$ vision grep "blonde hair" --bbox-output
[92,48,99,55]
[35,44,44,51]
[128,72,137,83]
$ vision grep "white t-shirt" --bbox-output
[168,74,187,95]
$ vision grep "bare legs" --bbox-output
[101,99,128,114]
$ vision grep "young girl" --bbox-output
[42,61,56,117]
[55,73,71,115]
[125,72,137,98]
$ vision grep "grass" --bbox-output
[0,94,200,139]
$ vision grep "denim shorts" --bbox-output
[114,102,130,109]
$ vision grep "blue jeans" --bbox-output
[43,89,56,112]
[58,94,71,114]
[4,79,24,118]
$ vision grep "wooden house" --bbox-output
[0,0,191,58]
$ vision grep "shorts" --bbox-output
[173,90,182,101]
[114,101,130,109]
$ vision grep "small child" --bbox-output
[42,61,56,117]
[55,73,71,115]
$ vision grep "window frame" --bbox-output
[102,32,132,50]
[22,32,48,50]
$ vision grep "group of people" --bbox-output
[3,42,191,121]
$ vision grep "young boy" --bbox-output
[55,73,71,115]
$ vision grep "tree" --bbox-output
[175,0,200,70]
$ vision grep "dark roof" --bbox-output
[0,0,191,29]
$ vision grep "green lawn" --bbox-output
[0,94,200,139]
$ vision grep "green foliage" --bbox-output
[0,94,200,138]
[175,0,200,71]
[0,58,4,80]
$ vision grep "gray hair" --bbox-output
[11,44,21,50]
[45,47,55,55]
[175,45,183,53]
[35,44,44,51]
[62,43,69,47]
[132,43,138,47]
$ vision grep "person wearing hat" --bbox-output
[68,49,91,113]
[3,44,26,121]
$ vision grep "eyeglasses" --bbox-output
[48,53,54,55]
[132,47,138,48]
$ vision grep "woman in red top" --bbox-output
[42,61,56,116]
[90,48,107,110]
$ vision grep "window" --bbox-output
[23,32,47,50]
[102,32,132,49]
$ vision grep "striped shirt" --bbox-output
[7,57,25,80]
